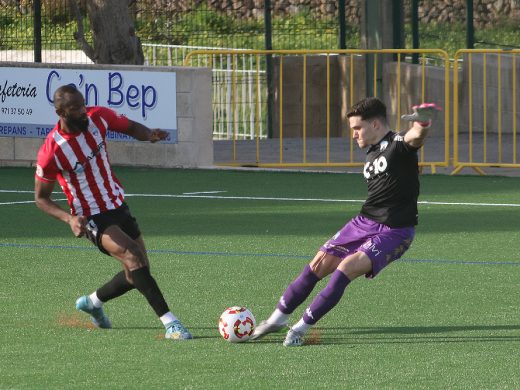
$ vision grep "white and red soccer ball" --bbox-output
[218,306,256,342]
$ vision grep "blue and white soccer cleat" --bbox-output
[283,328,305,347]
[75,295,112,329]
[165,320,193,340]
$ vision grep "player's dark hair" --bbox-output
[53,84,81,110]
[347,97,387,122]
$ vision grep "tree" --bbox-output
[69,0,144,65]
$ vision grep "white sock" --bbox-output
[291,318,312,334]
[267,308,289,325]
[160,312,178,327]
[89,292,103,308]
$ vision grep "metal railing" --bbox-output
[452,49,520,174]
[184,49,450,170]
[144,44,267,141]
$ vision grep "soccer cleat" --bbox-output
[75,295,112,329]
[283,328,305,347]
[250,320,288,340]
[165,320,193,340]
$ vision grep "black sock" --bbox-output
[130,267,169,317]
[96,271,135,303]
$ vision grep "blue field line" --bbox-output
[1,242,520,267]
[147,247,308,258]
[399,258,520,266]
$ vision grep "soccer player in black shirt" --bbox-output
[251,97,441,346]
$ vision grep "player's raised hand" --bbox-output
[401,103,442,128]
[149,129,169,143]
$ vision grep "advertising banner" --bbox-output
[0,67,177,143]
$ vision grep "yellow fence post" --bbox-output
[184,49,451,170]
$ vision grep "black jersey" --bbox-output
[360,131,420,227]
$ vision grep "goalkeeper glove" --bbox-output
[401,103,442,128]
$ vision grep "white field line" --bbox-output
[0,198,67,205]
[1,189,520,207]
[182,191,227,195]
[125,193,366,203]
[0,200,37,205]
[0,191,66,205]
[125,193,520,207]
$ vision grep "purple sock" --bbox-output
[277,265,320,314]
[303,269,350,325]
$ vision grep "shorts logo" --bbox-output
[362,240,381,256]
[36,164,43,178]
[305,308,314,320]
[86,220,98,238]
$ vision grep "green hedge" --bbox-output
[1,5,519,56]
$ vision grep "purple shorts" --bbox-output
[320,215,415,278]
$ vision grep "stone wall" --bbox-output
[130,0,519,27]
[4,0,519,28]
[414,0,520,27]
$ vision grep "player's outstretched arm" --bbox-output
[402,103,442,148]
[127,120,169,143]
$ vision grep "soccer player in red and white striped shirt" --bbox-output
[34,85,192,340]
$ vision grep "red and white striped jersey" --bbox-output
[35,106,130,217]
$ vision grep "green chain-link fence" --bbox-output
[2,1,520,64]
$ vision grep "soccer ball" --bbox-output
[218,306,256,342]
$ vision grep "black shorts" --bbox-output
[85,203,141,256]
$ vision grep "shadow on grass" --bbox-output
[318,335,520,345]
[57,315,520,344]
[56,316,222,340]
[252,325,520,346]
[316,325,520,344]
[340,324,520,334]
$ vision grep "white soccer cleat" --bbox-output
[283,328,305,347]
[250,320,288,340]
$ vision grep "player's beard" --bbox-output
[64,115,89,133]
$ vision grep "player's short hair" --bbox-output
[347,97,387,122]
[53,84,81,110]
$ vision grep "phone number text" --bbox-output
[1,107,33,115]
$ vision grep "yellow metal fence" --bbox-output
[452,49,520,175]
[185,49,452,170]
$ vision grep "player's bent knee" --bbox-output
[310,251,342,278]
[122,267,134,284]
[111,241,146,269]
[337,252,372,280]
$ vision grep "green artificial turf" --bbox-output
[1,167,519,389]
